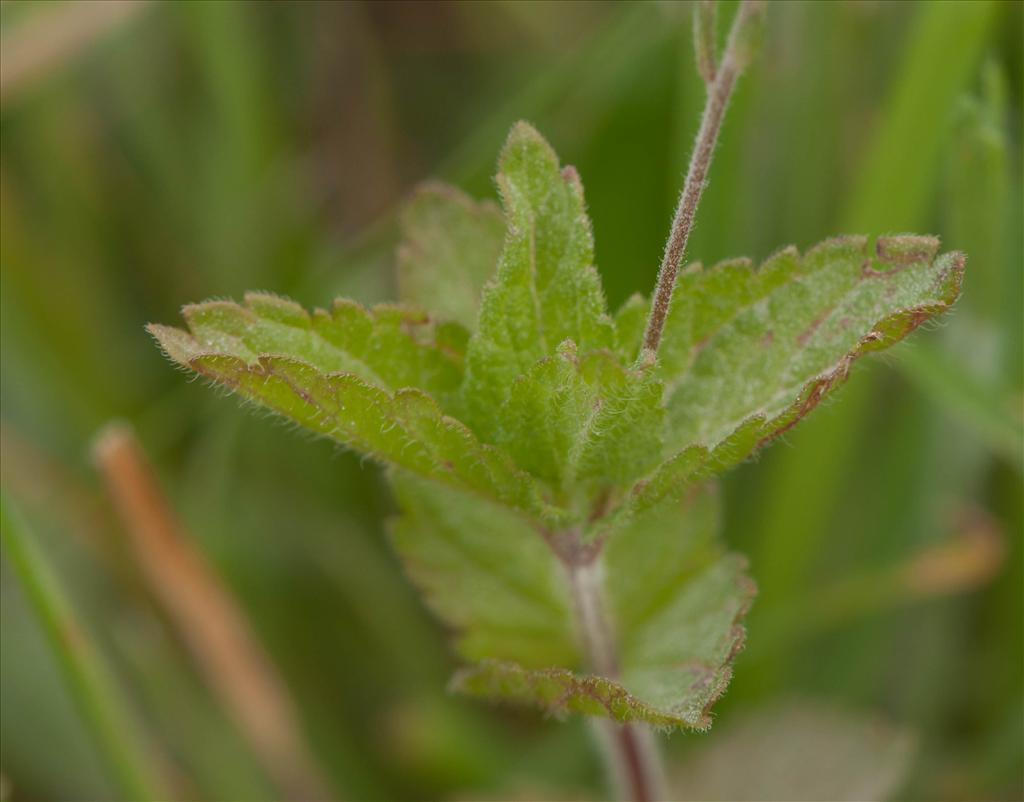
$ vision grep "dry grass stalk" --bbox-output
[93,422,332,801]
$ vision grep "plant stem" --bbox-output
[0,491,164,801]
[568,559,667,801]
[642,0,765,357]
[567,559,618,677]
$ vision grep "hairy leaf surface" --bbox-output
[498,341,664,491]
[397,182,505,330]
[390,473,579,668]
[148,301,560,522]
[150,121,967,735]
[588,236,965,539]
[657,235,964,453]
[152,294,468,409]
[393,476,753,728]
[462,122,615,440]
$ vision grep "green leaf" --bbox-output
[397,181,505,330]
[389,473,579,669]
[147,122,966,738]
[393,475,754,729]
[583,236,964,540]
[571,349,664,488]
[462,122,615,440]
[613,292,649,362]
[659,235,964,453]
[150,293,468,410]
[497,341,664,492]
[148,300,560,523]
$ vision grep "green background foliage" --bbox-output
[1,1,1021,800]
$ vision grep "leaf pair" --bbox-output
[150,121,964,727]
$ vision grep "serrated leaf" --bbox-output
[589,236,965,537]
[658,235,964,453]
[393,476,753,728]
[462,122,615,440]
[149,302,561,523]
[152,293,468,411]
[397,181,505,330]
[148,118,968,740]
[390,473,579,668]
[498,341,664,492]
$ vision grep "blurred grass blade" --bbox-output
[92,423,333,802]
[945,60,1010,322]
[752,508,1006,661]
[842,0,999,231]
[0,0,147,104]
[0,491,164,801]
[894,343,1023,470]
[440,3,673,185]
[941,59,1022,394]
[750,0,999,683]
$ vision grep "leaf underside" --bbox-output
[395,475,753,728]
[150,121,964,730]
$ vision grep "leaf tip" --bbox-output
[506,118,545,143]
[146,323,198,366]
[501,120,558,169]
[939,250,967,297]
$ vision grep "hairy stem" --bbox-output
[568,559,618,676]
[642,0,765,357]
[568,559,667,801]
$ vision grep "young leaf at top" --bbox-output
[397,181,505,330]
[392,474,752,729]
[497,341,664,498]
[462,122,615,441]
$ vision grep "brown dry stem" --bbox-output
[93,423,331,801]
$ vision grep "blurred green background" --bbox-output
[1,1,1021,800]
